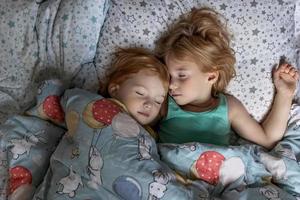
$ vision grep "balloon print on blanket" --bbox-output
[83,99,121,128]
[259,153,287,181]
[137,135,152,160]
[65,110,80,138]
[9,166,32,195]
[87,146,103,190]
[191,151,245,186]
[113,176,142,200]
[38,95,65,124]
[112,112,140,138]
[192,151,225,185]
[83,98,141,137]
[111,170,173,200]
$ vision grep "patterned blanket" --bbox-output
[0,80,300,200]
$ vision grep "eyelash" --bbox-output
[136,91,162,105]
[136,91,144,96]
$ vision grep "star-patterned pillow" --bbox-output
[0,0,109,123]
[35,0,109,82]
[294,1,300,102]
[95,0,297,121]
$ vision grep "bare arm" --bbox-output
[260,92,292,144]
[262,63,299,136]
[228,95,275,149]
[229,63,299,149]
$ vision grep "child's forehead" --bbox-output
[125,69,158,78]
[125,70,168,90]
[123,69,158,82]
[166,56,200,69]
[166,53,196,64]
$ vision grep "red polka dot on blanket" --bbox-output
[92,99,121,125]
[42,95,64,123]
[9,166,32,194]
[195,151,225,185]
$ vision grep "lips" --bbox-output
[170,93,181,97]
[138,111,150,117]
[169,90,181,97]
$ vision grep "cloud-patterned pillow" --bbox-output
[95,0,297,121]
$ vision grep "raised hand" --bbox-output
[273,63,299,98]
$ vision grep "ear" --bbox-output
[108,83,120,98]
[207,71,219,84]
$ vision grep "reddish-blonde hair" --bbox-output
[101,47,169,96]
[156,7,236,96]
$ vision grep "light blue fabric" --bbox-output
[31,81,201,200]
[1,80,300,199]
[0,115,65,199]
[158,115,300,198]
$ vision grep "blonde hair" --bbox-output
[101,47,169,96]
[156,7,236,96]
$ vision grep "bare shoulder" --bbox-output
[225,94,243,108]
[224,94,246,121]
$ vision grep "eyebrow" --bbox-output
[176,67,188,71]
[135,85,165,97]
[134,85,146,89]
[159,95,165,98]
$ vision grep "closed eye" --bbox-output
[155,97,164,105]
[155,101,162,105]
[136,91,144,96]
[178,74,186,78]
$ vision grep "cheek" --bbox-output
[186,79,198,87]
[128,98,144,110]
[153,106,161,114]
[176,80,186,88]
[120,94,134,108]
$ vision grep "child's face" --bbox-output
[111,70,166,125]
[166,55,214,105]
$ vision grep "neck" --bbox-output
[182,96,219,112]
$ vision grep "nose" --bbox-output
[143,101,152,110]
[169,80,178,91]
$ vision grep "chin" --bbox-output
[137,120,147,125]
[137,118,153,126]
[174,99,188,106]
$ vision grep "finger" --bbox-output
[294,70,299,81]
[284,64,293,73]
[279,72,294,82]
[288,67,297,77]
[273,66,280,80]
[278,63,289,72]
[274,63,288,79]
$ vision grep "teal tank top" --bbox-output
[159,94,231,146]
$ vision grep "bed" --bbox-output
[0,0,300,199]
